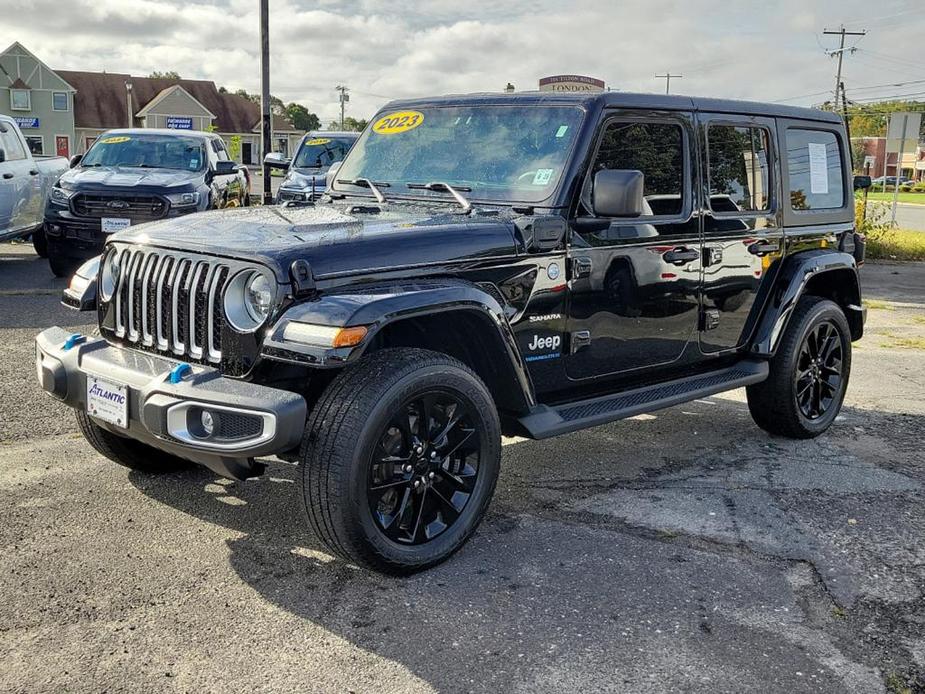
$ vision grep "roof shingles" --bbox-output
[54,70,298,134]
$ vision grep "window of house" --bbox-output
[24,136,43,156]
[707,125,771,213]
[0,128,27,161]
[10,89,31,111]
[588,121,686,217]
[52,92,68,111]
[786,129,845,210]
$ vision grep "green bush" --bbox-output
[899,184,914,193]
[913,181,925,193]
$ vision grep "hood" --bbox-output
[280,167,327,191]
[62,166,203,190]
[113,204,518,281]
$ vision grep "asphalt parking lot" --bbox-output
[1,242,924,693]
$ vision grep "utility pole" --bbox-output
[336,85,349,130]
[259,0,272,205]
[655,73,682,94]
[823,26,865,112]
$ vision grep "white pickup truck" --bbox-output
[0,114,68,255]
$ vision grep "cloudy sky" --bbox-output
[2,0,922,123]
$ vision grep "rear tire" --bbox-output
[747,296,852,439]
[76,410,191,473]
[300,348,501,574]
[32,225,48,258]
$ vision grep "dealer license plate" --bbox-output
[86,375,128,428]
[101,217,131,233]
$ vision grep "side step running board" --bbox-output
[518,360,769,440]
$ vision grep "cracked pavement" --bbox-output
[1,242,924,693]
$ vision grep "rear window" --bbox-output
[786,129,845,211]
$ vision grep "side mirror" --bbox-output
[214,160,237,176]
[853,175,872,191]
[263,152,290,170]
[325,161,343,189]
[592,169,645,217]
[69,154,82,168]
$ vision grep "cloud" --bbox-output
[1,0,920,124]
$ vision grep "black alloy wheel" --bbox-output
[794,320,844,420]
[368,391,480,546]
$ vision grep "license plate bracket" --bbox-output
[101,217,131,233]
[86,375,129,428]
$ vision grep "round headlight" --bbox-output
[99,250,120,302]
[223,270,275,332]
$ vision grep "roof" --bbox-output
[9,78,29,89]
[136,84,216,118]
[55,70,299,133]
[380,91,843,124]
[250,113,302,133]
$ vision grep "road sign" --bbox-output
[887,112,921,151]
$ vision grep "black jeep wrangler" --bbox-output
[36,92,869,574]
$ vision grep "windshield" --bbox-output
[293,136,355,169]
[82,134,206,171]
[333,105,584,204]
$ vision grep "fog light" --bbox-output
[201,410,215,436]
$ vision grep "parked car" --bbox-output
[266,131,358,203]
[0,115,68,255]
[44,129,250,277]
[871,175,912,188]
[38,92,869,575]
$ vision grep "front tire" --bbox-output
[300,348,501,574]
[47,247,78,278]
[32,225,48,257]
[747,296,852,439]
[76,411,191,473]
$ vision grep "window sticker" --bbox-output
[305,138,331,146]
[100,136,131,145]
[372,110,424,135]
[532,168,554,186]
[808,142,829,195]
[555,125,569,138]
[190,158,199,169]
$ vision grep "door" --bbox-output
[0,124,37,236]
[55,135,70,158]
[565,113,702,380]
[242,142,253,165]
[699,115,783,352]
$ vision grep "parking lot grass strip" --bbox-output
[866,229,925,262]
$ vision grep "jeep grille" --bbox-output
[108,247,231,364]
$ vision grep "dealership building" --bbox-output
[0,42,303,164]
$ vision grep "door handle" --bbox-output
[2,172,13,180]
[747,240,780,256]
[662,247,700,265]
[29,169,39,176]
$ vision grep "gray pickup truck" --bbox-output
[0,115,67,255]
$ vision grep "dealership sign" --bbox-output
[539,75,606,92]
[14,117,39,129]
[166,116,193,130]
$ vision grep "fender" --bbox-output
[61,256,100,312]
[750,249,864,357]
[261,278,535,411]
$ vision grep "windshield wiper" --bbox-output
[407,182,472,213]
[337,177,389,204]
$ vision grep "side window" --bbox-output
[590,121,685,216]
[707,125,771,213]
[786,129,844,210]
[212,139,230,161]
[0,128,27,161]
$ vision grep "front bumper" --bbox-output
[35,326,307,479]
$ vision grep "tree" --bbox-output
[285,103,321,131]
[845,100,925,139]
[329,116,368,132]
[148,70,181,80]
